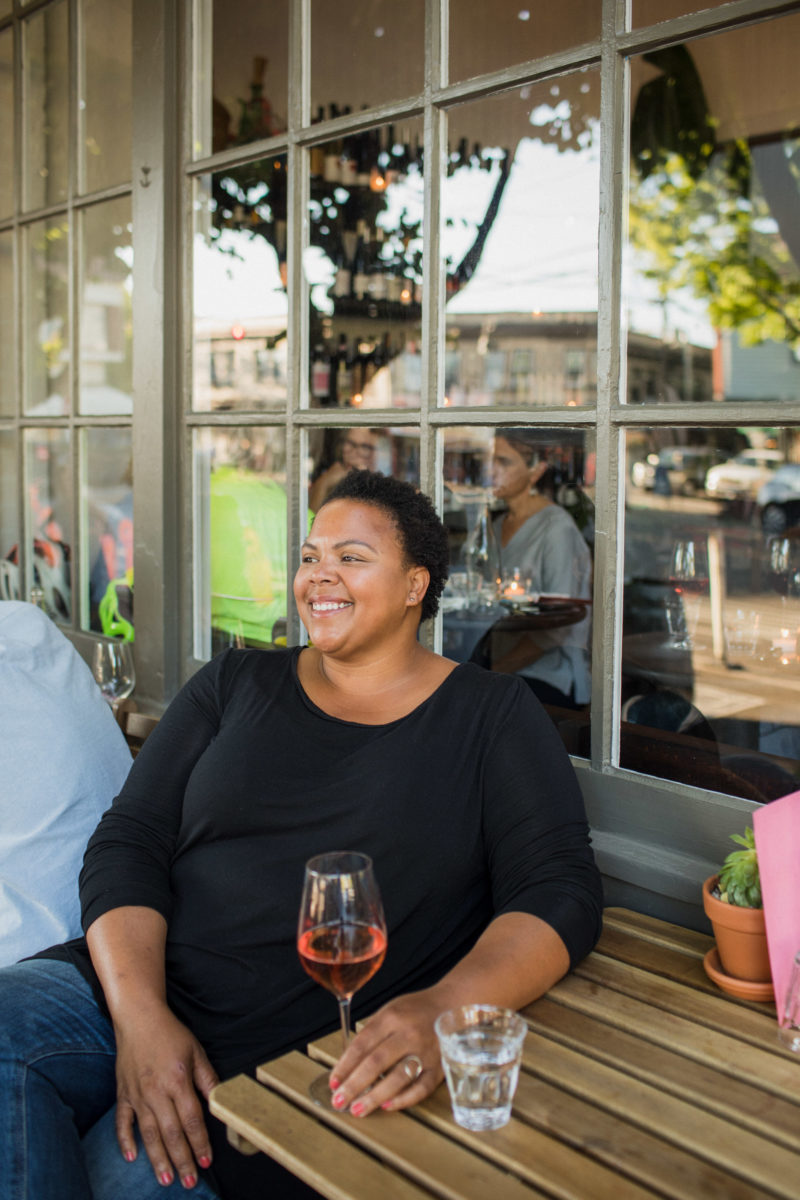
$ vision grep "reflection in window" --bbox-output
[23,428,72,621]
[23,1,69,211]
[79,197,133,415]
[194,1,288,159]
[444,76,600,408]
[442,426,593,745]
[626,20,800,404]
[79,0,132,193]
[307,122,424,409]
[310,0,423,116]
[193,166,288,412]
[82,427,133,635]
[623,426,800,802]
[449,0,599,83]
[0,430,18,604]
[193,427,289,659]
[0,29,13,217]
[308,427,415,514]
[24,217,70,416]
[0,230,13,417]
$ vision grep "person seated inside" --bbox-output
[0,601,132,968]
[308,427,379,511]
[0,471,602,1200]
[484,429,593,711]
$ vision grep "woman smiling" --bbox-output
[0,470,602,1200]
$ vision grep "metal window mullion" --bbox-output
[591,0,629,773]
[284,0,310,648]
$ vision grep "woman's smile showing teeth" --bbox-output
[310,600,351,613]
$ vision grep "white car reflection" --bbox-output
[704,449,783,501]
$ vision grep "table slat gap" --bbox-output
[520,1034,800,1199]
[523,997,800,1152]
[538,973,797,1099]
[601,908,713,959]
[510,1072,761,1200]
[256,1053,548,1200]
[209,1074,435,1200]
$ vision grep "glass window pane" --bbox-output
[310,0,423,117]
[442,425,594,747]
[192,426,289,658]
[24,216,70,415]
[0,229,14,416]
[80,0,132,193]
[308,120,424,410]
[623,425,800,800]
[626,17,800,404]
[449,1,599,83]
[0,429,19,603]
[0,28,13,217]
[193,163,288,412]
[444,77,600,409]
[23,0,69,211]
[194,0,288,159]
[82,427,133,634]
[24,427,72,622]
[0,2,12,19]
[309,426,418,513]
[79,197,133,415]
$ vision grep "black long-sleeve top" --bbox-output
[47,647,602,1080]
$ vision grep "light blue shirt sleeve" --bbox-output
[0,602,133,965]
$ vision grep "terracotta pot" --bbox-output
[702,875,771,983]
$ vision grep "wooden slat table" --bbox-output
[209,908,800,1199]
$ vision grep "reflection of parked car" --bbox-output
[704,449,783,501]
[757,464,800,534]
[630,446,722,495]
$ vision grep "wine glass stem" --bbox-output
[338,997,352,1054]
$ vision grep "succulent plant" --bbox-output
[717,826,761,908]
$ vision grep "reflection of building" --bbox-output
[193,318,288,411]
[445,313,713,407]
[713,330,800,403]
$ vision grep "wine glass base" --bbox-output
[308,1070,337,1107]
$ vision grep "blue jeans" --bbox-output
[0,958,220,1200]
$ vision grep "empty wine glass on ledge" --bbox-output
[91,639,135,710]
[297,851,387,1105]
[667,537,709,650]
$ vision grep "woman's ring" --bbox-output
[402,1054,424,1081]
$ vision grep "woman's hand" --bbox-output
[113,1001,219,1189]
[327,988,445,1117]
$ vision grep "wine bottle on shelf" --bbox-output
[332,247,351,299]
[335,335,353,407]
[352,238,369,301]
[311,343,332,404]
[323,103,341,183]
[310,106,326,175]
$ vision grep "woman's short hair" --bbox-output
[320,470,450,621]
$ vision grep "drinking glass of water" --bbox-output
[435,1004,527,1131]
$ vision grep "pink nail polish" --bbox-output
[124,1150,136,1163]
[183,1174,197,1189]
[332,1091,347,1109]
[381,1101,392,1110]
[160,1170,174,1186]
[198,1156,211,1169]
[350,1101,365,1117]
[329,1076,340,1090]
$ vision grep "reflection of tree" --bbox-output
[629,46,800,351]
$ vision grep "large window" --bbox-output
[0,0,132,632]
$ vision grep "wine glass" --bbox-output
[667,538,709,650]
[92,639,136,710]
[297,851,387,1105]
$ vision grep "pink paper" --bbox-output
[753,790,800,1023]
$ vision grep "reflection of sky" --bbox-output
[193,142,715,348]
